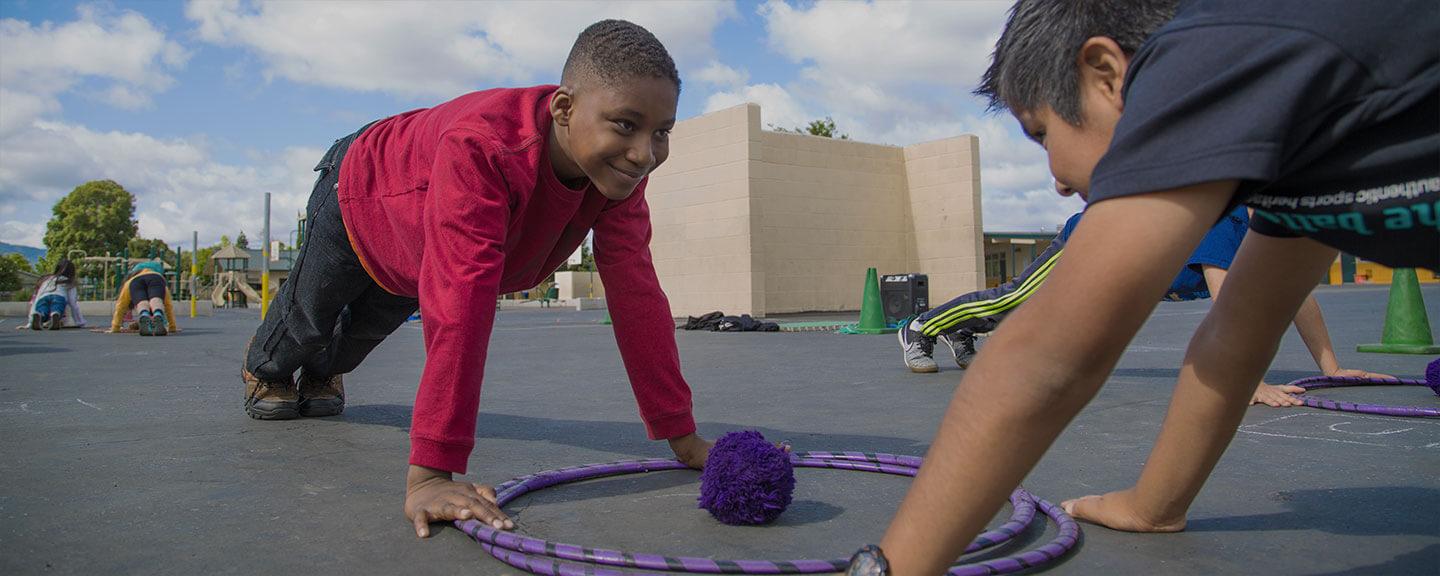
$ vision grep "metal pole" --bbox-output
[191,231,198,318]
[262,193,271,318]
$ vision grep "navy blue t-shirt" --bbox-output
[1165,206,1249,301]
[1088,0,1439,269]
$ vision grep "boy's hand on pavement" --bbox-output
[1328,368,1395,380]
[668,433,714,469]
[667,432,793,470]
[1250,383,1306,407]
[405,464,513,538]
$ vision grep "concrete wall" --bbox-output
[645,104,757,316]
[903,136,985,305]
[554,270,606,300]
[644,103,983,318]
[751,123,909,314]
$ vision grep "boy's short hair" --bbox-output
[975,0,1179,124]
[563,19,681,93]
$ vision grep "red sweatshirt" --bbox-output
[337,85,696,474]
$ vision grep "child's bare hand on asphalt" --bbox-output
[405,464,513,538]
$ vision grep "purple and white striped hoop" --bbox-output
[1290,376,1439,418]
[457,451,1080,575]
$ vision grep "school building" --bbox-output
[981,230,1062,289]
[1328,256,1439,285]
[640,102,1433,318]
[643,103,984,318]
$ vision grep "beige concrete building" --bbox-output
[643,103,984,318]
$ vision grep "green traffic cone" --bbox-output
[600,308,612,325]
[1357,268,1440,354]
[848,267,897,334]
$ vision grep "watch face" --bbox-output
[846,545,889,576]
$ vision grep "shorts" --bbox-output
[128,274,168,301]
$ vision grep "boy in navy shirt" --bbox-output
[848,1,1438,573]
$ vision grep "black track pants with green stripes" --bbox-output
[912,238,1065,339]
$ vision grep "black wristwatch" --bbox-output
[845,544,890,576]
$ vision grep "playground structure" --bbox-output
[77,254,178,302]
[210,244,262,308]
[210,269,263,308]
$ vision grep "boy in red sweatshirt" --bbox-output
[241,19,713,538]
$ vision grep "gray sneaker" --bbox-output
[940,332,978,369]
[898,319,939,373]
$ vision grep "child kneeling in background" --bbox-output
[26,259,86,330]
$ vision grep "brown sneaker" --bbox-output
[297,371,344,417]
[243,368,299,420]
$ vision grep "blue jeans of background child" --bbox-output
[35,295,66,318]
[244,123,419,382]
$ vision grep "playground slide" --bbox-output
[211,273,264,307]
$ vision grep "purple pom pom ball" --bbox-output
[698,430,794,525]
[1426,357,1440,397]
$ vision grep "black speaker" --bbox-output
[881,273,929,324]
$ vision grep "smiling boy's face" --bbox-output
[550,76,678,201]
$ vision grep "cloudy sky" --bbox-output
[0,0,1080,250]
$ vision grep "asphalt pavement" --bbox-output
[1,284,1436,575]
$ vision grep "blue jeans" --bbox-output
[245,123,418,382]
[35,295,66,317]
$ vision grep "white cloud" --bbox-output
[97,83,153,110]
[735,1,1018,158]
[693,61,749,89]
[703,83,811,133]
[185,0,737,98]
[0,87,58,136]
[726,2,1072,231]
[0,120,318,248]
[0,4,187,135]
[982,187,1085,233]
[759,0,1007,89]
[0,220,45,247]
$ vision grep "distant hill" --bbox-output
[0,242,46,265]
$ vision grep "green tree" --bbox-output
[562,243,596,272]
[235,231,249,249]
[0,252,33,292]
[43,180,138,267]
[193,244,220,285]
[769,116,849,139]
[127,237,174,262]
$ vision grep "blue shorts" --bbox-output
[1164,207,1249,301]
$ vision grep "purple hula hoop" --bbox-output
[457,451,1080,575]
[1289,376,1439,418]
